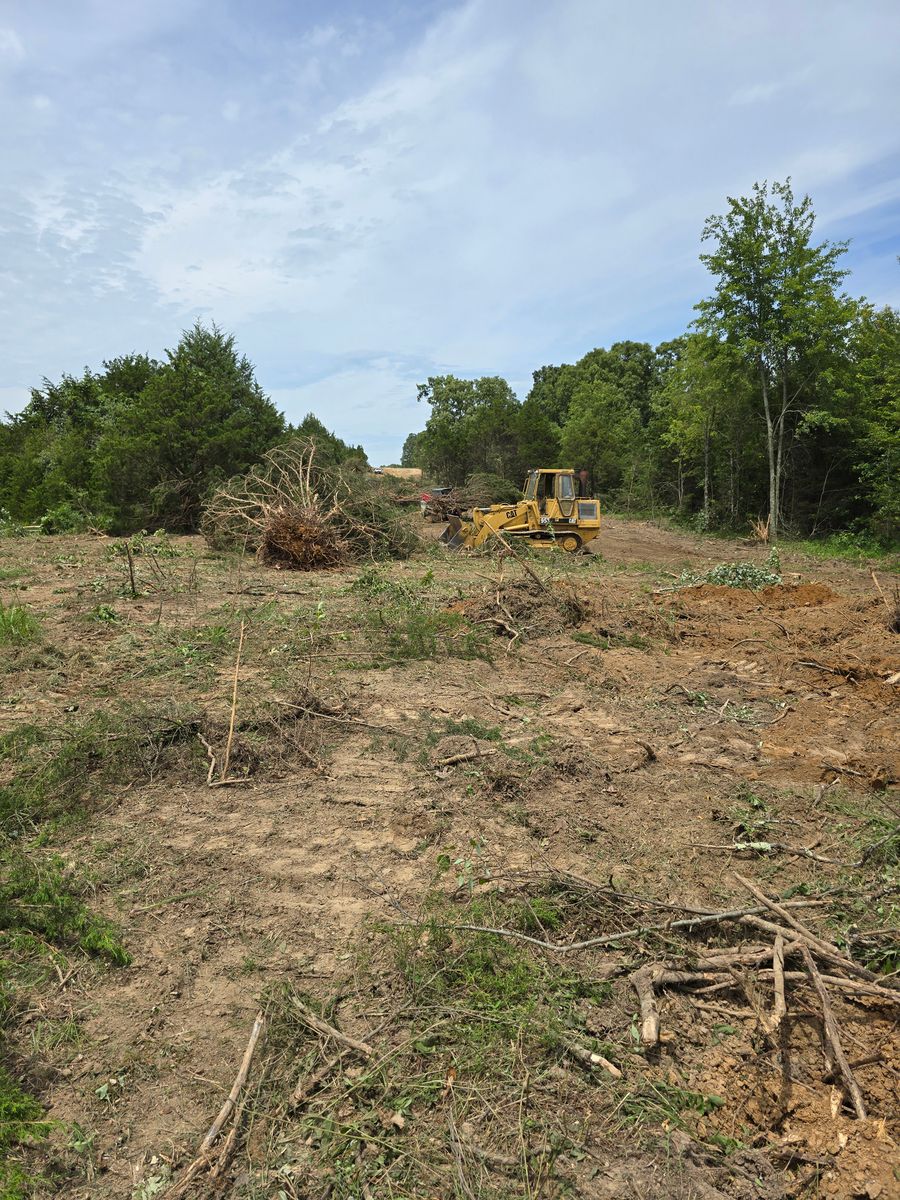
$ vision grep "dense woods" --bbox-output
[0,325,364,534]
[404,182,899,543]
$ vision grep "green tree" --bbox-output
[93,323,285,530]
[400,431,424,468]
[850,304,900,540]
[416,376,520,485]
[652,334,753,523]
[557,342,657,507]
[697,179,853,538]
[291,413,366,467]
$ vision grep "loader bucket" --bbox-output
[440,515,470,549]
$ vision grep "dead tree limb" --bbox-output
[800,946,867,1120]
[630,966,660,1047]
[765,935,787,1034]
[291,999,373,1058]
[169,1010,264,1197]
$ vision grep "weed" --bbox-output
[107,529,182,559]
[132,1165,173,1198]
[86,603,121,624]
[1,847,130,963]
[617,1079,725,1132]
[0,509,26,538]
[727,788,774,842]
[0,1065,51,1199]
[366,600,490,664]
[0,600,40,645]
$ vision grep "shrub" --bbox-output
[37,503,103,535]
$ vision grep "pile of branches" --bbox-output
[425,472,520,521]
[202,439,420,569]
[481,870,898,1124]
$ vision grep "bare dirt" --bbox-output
[2,515,898,1199]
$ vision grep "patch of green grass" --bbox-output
[0,707,198,833]
[826,808,899,973]
[0,1065,52,1200]
[363,600,491,665]
[422,717,505,747]
[0,847,129,964]
[345,565,491,664]
[788,531,899,568]
[260,871,764,1197]
[0,601,41,645]
[128,624,234,678]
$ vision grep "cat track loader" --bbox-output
[441,469,601,553]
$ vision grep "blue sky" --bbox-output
[1,0,898,464]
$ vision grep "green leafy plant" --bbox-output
[0,509,26,538]
[678,552,782,590]
[107,529,181,559]
[87,604,121,624]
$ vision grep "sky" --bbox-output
[1,0,899,464]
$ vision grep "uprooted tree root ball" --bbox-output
[201,438,421,569]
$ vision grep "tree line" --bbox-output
[0,324,365,533]
[403,181,898,543]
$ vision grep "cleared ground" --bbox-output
[1,515,898,1200]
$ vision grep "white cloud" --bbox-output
[729,80,785,106]
[0,26,24,60]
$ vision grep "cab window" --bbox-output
[558,474,574,499]
[523,472,538,500]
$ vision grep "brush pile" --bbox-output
[424,472,520,521]
[202,439,420,569]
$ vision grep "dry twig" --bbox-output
[169,1010,264,1197]
[220,619,245,783]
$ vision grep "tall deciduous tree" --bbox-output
[696,179,853,538]
[416,376,520,485]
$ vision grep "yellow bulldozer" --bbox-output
[441,469,601,552]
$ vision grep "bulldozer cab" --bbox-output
[523,470,577,518]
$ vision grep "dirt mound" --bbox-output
[761,581,838,607]
[682,582,838,610]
